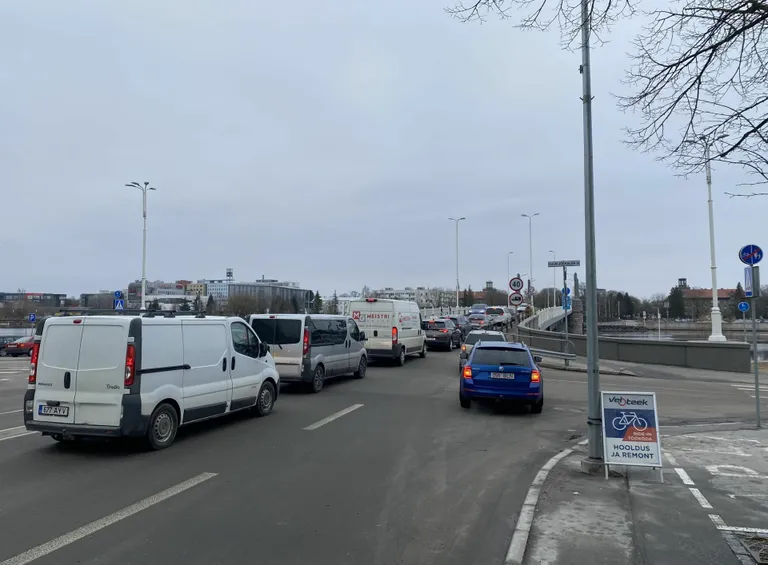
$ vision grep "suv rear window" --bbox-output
[468,314,486,321]
[465,333,505,345]
[472,347,531,367]
[486,308,504,315]
[250,318,303,345]
[425,321,447,330]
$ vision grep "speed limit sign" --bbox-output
[509,277,524,292]
[509,293,524,307]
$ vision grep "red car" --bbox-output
[2,336,34,357]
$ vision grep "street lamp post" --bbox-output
[521,213,539,313]
[449,217,466,308]
[549,250,557,307]
[507,252,514,297]
[126,181,157,310]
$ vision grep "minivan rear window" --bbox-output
[472,347,531,367]
[250,319,303,345]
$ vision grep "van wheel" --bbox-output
[254,382,275,417]
[146,403,179,450]
[396,347,406,366]
[310,365,325,393]
[419,343,427,358]
[353,357,367,379]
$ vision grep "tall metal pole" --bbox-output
[751,266,761,428]
[580,0,602,463]
[550,250,556,307]
[449,217,465,308]
[704,142,726,341]
[141,188,148,310]
[522,213,539,314]
[507,252,513,298]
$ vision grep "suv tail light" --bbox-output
[28,342,40,384]
[439,329,449,334]
[125,344,136,386]
[531,369,541,382]
[391,326,398,345]
[303,327,310,355]
[462,366,472,379]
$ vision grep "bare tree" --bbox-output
[226,294,262,317]
[620,0,768,189]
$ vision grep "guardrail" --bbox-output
[420,307,470,317]
[516,331,576,367]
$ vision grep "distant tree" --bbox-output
[312,291,324,314]
[329,290,339,314]
[193,293,202,311]
[729,283,746,320]
[179,300,191,312]
[206,295,215,314]
[461,287,475,307]
[622,293,636,319]
[150,298,160,310]
[228,294,261,317]
[668,286,686,319]
[484,288,507,306]
[290,296,301,314]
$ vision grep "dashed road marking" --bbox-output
[304,404,364,431]
[675,467,695,485]
[689,488,713,509]
[664,451,679,466]
[709,514,768,535]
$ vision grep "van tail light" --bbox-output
[391,327,398,345]
[303,328,310,355]
[531,369,541,383]
[125,344,136,386]
[461,344,466,352]
[462,366,472,379]
[28,342,40,384]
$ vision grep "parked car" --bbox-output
[0,335,25,357]
[459,341,544,413]
[3,336,34,357]
[24,312,279,449]
[347,298,426,365]
[249,313,367,393]
[442,315,472,340]
[423,318,462,351]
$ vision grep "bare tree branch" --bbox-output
[725,191,768,197]
[620,0,768,183]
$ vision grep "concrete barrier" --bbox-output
[517,324,751,373]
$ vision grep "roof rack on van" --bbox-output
[55,308,207,319]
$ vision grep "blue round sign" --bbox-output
[562,288,571,296]
[739,244,763,265]
[114,290,123,299]
[28,313,36,323]
[739,301,750,313]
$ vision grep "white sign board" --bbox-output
[745,266,754,298]
[509,293,524,307]
[509,277,524,292]
[601,391,662,468]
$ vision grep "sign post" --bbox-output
[601,391,663,482]
[548,260,580,366]
[738,301,749,342]
[739,244,762,428]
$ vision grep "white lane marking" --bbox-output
[689,488,713,509]
[0,472,218,565]
[675,468,695,485]
[0,409,22,415]
[664,451,679,466]
[709,514,768,535]
[303,404,364,431]
[505,447,574,565]
[0,432,35,442]
[0,425,36,442]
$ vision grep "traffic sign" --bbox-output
[601,391,662,469]
[113,299,125,310]
[739,301,750,313]
[563,296,572,310]
[739,244,763,265]
[562,287,571,296]
[509,293,524,307]
[28,313,36,323]
[509,277,524,292]
[548,259,581,268]
[114,290,123,299]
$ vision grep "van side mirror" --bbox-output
[259,342,269,357]
[460,351,468,360]
[359,331,367,341]
[534,355,543,363]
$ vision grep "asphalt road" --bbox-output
[0,353,761,565]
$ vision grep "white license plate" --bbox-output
[427,337,436,341]
[39,405,69,417]
[490,372,515,380]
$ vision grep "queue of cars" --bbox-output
[19,298,541,451]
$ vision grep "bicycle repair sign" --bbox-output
[601,391,662,467]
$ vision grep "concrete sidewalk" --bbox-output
[537,354,761,384]
[522,428,768,565]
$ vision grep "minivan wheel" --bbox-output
[254,382,275,416]
[353,357,367,379]
[397,347,406,366]
[311,365,325,393]
[419,343,427,358]
[146,403,179,450]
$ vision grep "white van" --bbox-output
[23,312,279,450]
[347,298,426,365]
[248,313,367,393]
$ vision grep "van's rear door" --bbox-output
[73,319,129,427]
[250,316,304,378]
[33,319,84,425]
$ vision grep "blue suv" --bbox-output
[459,341,544,413]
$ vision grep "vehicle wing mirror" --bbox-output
[359,331,367,341]
[460,351,468,360]
[259,342,269,357]
[534,355,543,363]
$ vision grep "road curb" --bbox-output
[504,439,587,565]
[538,361,636,376]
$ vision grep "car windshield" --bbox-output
[472,347,531,367]
[486,308,504,315]
[465,333,505,345]
[425,321,447,330]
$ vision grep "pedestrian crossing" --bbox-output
[730,383,767,405]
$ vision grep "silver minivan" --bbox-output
[248,314,367,393]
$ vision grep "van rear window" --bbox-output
[251,319,303,344]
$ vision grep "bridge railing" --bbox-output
[420,306,469,318]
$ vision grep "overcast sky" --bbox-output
[0,0,760,299]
